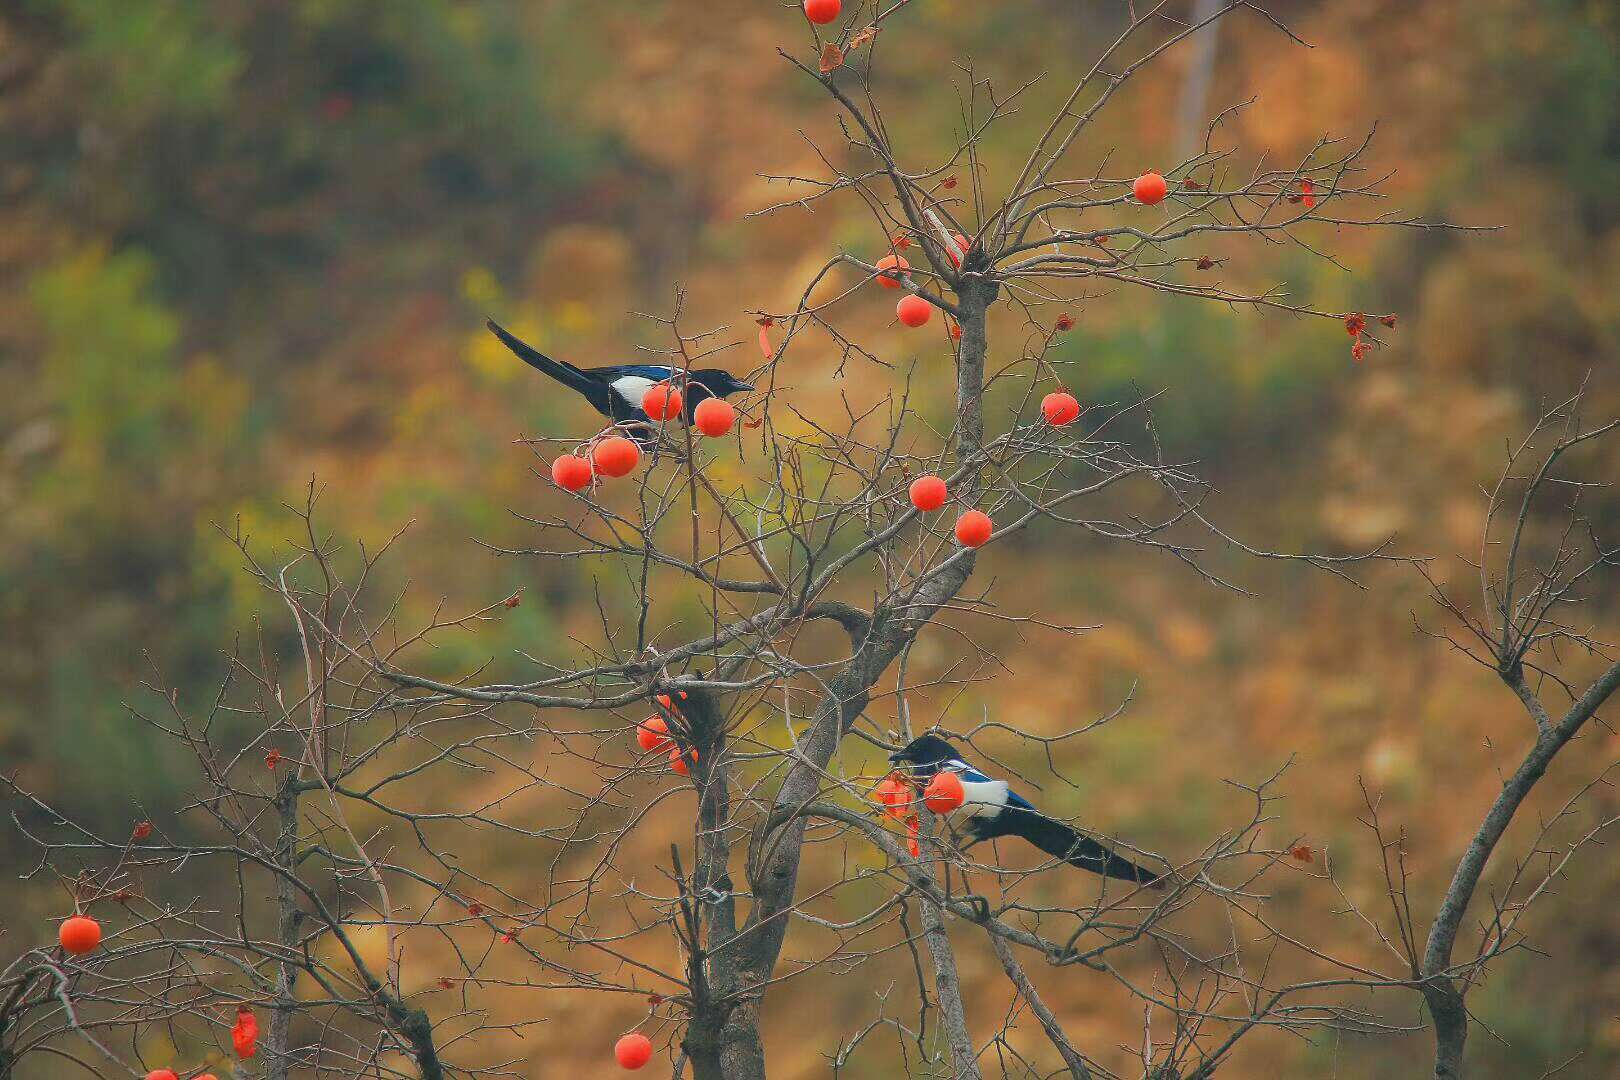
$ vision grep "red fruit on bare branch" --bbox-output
[642,384,682,422]
[954,510,992,548]
[551,455,593,492]
[909,475,948,512]
[896,295,932,327]
[694,398,736,437]
[923,772,965,812]
[874,253,909,289]
[803,0,840,25]
[59,915,101,955]
[232,1006,259,1059]
[636,716,672,753]
[592,437,640,478]
[873,775,914,820]
[616,1033,654,1070]
[1042,391,1080,426]
[1133,171,1168,205]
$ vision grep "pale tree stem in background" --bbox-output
[1176,0,1224,163]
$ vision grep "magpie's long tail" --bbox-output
[1016,814,1163,887]
[486,319,595,394]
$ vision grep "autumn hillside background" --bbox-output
[4,1,1620,1076]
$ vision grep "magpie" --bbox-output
[889,734,1163,887]
[487,319,753,446]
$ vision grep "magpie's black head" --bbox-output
[889,734,957,772]
[692,369,754,397]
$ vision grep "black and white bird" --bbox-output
[889,734,1163,887]
[487,319,753,446]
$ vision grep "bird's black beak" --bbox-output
[736,381,754,393]
[887,750,906,765]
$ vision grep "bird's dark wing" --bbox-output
[487,320,615,414]
[590,364,677,382]
[996,807,1161,887]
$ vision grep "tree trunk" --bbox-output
[1424,980,1469,1080]
[1419,660,1620,1078]
[266,778,302,1080]
[919,888,981,1079]
[714,282,995,1078]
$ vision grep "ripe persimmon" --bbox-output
[909,475,948,512]
[693,398,735,437]
[1133,171,1168,205]
[924,771,966,812]
[58,915,101,955]
[954,510,993,548]
[592,437,641,478]
[551,455,593,491]
[874,253,909,288]
[636,716,672,753]
[616,1033,654,1069]
[641,384,682,422]
[896,295,932,327]
[1041,391,1080,426]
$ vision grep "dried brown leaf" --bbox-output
[847,25,880,51]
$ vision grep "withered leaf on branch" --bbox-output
[819,42,844,75]
[847,25,880,51]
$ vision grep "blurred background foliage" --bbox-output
[2,1,1619,1076]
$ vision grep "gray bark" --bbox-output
[266,778,301,1080]
[919,881,981,1080]
[1420,659,1620,1078]
[714,279,996,1078]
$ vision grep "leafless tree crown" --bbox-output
[6,7,1609,1080]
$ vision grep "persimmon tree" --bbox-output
[1365,393,1620,1080]
[5,4,1567,1080]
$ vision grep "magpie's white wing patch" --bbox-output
[941,761,1009,820]
[609,374,658,408]
[959,779,1010,819]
